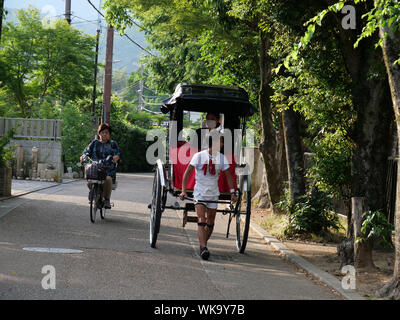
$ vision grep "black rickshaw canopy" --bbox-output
[161,83,257,117]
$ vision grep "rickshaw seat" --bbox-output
[170,142,237,193]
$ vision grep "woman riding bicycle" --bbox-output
[80,123,121,209]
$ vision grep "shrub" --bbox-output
[307,131,351,198]
[358,210,394,249]
[111,119,153,173]
[61,101,153,173]
[0,129,16,168]
[279,186,342,239]
[61,103,94,172]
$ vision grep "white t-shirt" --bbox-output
[189,150,230,197]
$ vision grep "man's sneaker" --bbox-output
[104,199,111,209]
[200,247,210,260]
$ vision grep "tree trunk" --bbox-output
[282,107,305,203]
[349,53,393,271]
[252,167,270,209]
[376,23,400,300]
[352,197,376,270]
[336,9,394,269]
[258,30,285,213]
[347,39,393,212]
[345,195,353,238]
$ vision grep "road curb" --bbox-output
[249,220,365,300]
[0,179,80,202]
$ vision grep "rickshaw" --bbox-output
[149,83,257,253]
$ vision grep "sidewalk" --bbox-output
[249,220,365,300]
[0,178,79,201]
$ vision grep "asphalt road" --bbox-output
[0,173,341,300]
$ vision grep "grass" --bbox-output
[258,211,288,240]
[257,209,348,243]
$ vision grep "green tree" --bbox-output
[112,68,129,94]
[102,1,393,223]
[102,0,291,212]
[61,103,94,171]
[352,0,400,301]
[103,0,215,93]
[0,7,96,117]
[290,0,399,297]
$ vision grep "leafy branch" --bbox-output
[279,0,400,72]
[356,210,394,248]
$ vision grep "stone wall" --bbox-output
[242,147,264,196]
[9,139,63,181]
[248,148,348,216]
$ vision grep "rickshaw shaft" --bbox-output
[164,205,238,214]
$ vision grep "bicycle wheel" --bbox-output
[100,184,105,220]
[150,169,162,248]
[90,184,98,223]
[236,175,251,253]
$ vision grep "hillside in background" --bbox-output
[3,2,149,74]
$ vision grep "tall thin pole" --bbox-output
[93,0,102,138]
[138,64,144,111]
[65,0,71,25]
[0,0,5,43]
[92,29,100,115]
[102,25,114,124]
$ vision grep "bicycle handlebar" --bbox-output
[83,155,119,168]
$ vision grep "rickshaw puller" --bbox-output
[179,136,238,260]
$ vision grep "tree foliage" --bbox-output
[102,1,400,240]
[0,6,96,118]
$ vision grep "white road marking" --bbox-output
[23,247,83,254]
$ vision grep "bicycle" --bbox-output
[84,156,117,223]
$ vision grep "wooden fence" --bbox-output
[0,118,62,140]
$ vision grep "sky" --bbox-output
[5,0,102,23]
[3,0,149,73]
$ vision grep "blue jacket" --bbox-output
[82,139,121,178]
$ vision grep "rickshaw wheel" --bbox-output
[236,175,251,253]
[150,168,162,248]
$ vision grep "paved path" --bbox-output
[0,173,341,300]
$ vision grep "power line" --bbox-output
[71,14,104,24]
[140,106,162,115]
[120,32,154,56]
[143,94,168,99]
[113,81,140,94]
[87,0,154,56]
[85,0,150,33]
[87,0,105,18]
[71,20,104,27]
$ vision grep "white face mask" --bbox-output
[205,120,217,129]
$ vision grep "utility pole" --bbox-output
[93,0,102,139]
[102,24,114,124]
[92,29,100,117]
[138,64,144,111]
[64,0,71,25]
[0,0,5,43]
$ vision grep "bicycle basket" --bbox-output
[85,162,107,180]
